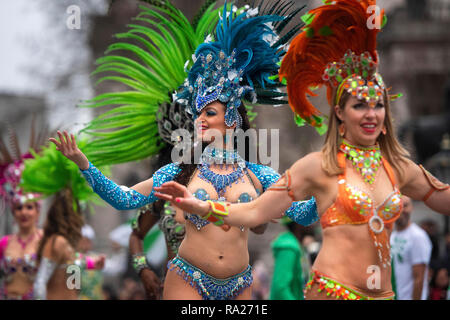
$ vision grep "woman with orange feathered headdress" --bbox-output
[154,0,450,300]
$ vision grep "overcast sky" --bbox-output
[0,0,406,94]
[0,0,108,131]
[0,0,407,132]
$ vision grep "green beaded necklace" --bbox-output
[339,140,382,185]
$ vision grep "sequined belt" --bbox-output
[167,255,253,300]
[304,270,395,300]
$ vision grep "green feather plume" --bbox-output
[20,140,109,210]
[80,1,223,166]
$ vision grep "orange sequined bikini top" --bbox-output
[321,152,403,230]
[321,150,403,268]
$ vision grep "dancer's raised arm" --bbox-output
[50,130,179,210]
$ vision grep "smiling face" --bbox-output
[12,201,39,230]
[195,101,236,144]
[335,95,386,146]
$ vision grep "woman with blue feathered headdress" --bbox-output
[50,1,318,300]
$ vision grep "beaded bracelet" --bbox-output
[74,252,96,270]
[132,253,149,275]
[202,200,229,227]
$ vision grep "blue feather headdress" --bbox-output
[176,1,304,127]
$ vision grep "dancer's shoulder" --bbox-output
[245,162,278,176]
[41,235,71,261]
[48,235,70,250]
[151,163,182,189]
[289,152,330,191]
[291,152,323,173]
[154,163,182,177]
[245,162,280,190]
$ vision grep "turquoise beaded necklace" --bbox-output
[198,146,246,199]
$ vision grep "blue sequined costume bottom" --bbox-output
[167,255,253,300]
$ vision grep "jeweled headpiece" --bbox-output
[177,1,304,127]
[0,123,46,212]
[0,155,40,209]
[324,50,386,108]
[280,0,401,131]
[188,49,251,128]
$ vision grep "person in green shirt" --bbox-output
[270,217,312,300]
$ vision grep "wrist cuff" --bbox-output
[132,253,149,275]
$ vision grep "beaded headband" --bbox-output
[324,50,382,107]
[0,123,46,212]
[324,50,402,107]
[0,156,41,209]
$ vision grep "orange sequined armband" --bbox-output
[267,170,296,202]
[419,165,450,201]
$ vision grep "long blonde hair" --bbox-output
[321,89,410,179]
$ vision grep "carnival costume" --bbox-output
[79,1,318,300]
[81,0,228,273]
[0,123,46,300]
[19,140,104,300]
[269,0,408,300]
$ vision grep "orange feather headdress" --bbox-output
[280,0,399,131]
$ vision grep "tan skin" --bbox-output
[2,202,42,298]
[40,235,79,300]
[155,95,450,299]
[40,235,105,300]
[394,196,427,300]
[50,101,267,300]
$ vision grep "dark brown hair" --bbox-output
[174,103,251,186]
[37,189,84,261]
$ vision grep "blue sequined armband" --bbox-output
[285,197,318,226]
[246,162,319,226]
[245,162,281,192]
[81,162,180,210]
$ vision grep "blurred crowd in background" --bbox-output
[1,0,449,300]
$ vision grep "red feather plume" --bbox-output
[279,0,384,128]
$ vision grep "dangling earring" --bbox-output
[339,123,345,137]
[381,125,386,135]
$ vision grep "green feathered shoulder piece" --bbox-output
[20,139,108,209]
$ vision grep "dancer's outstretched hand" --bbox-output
[49,131,90,170]
[154,181,210,216]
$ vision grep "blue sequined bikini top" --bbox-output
[183,155,269,231]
